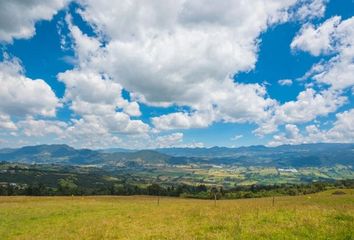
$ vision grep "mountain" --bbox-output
[0,143,353,168]
[156,143,354,158]
[105,150,170,165]
[0,144,103,164]
[98,148,135,153]
[0,144,169,166]
[156,145,268,157]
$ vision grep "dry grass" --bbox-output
[1,189,353,240]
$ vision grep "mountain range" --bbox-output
[0,143,353,168]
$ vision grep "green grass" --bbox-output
[1,189,354,239]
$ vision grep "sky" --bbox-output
[0,0,353,149]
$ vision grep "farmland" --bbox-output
[127,164,354,187]
[1,143,353,189]
[1,189,353,239]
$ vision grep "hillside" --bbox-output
[1,143,353,187]
[0,143,353,168]
[0,190,353,239]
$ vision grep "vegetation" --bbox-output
[1,161,354,199]
[2,160,354,192]
[1,143,353,189]
[1,144,353,239]
[0,189,353,239]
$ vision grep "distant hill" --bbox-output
[156,143,354,158]
[0,144,169,166]
[0,143,353,168]
[156,145,268,157]
[0,144,103,165]
[159,143,354,167]
[98,148,135,153]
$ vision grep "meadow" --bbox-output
[1,189,353,240]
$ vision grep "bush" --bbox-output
[332,190,346,195]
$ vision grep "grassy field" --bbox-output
[1,190,353,240]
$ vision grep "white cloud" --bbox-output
[145,132,204,149]
[151,81,277,130]
[268,109,354,146]
[292,16,354,90]
[57,25,150,137]
[274,88,346,123]
[293,0,328,21]
[0,114,17,130]
[152,110,214,131]
[0,13,151,149]
[17,118,67,137]
[284,124,301,139]
[64,14,101,63]
[291,16,340,56]
[61,113,149,146]
[5,0,350,148]
[58,69,141,116]
[325,109,354,141]
[268,14,354,141]
[254,88,346,135]
[56,0,346,143]
[278,79,293,86]
[231,134,243,141]
[61,117,122,149]
[0,57,60,118]
[155,132,184,148]
[66,0,299,132]
[0,0,68,42]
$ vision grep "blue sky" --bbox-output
[0,0,353,149]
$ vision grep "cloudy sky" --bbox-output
[0,0,353,149]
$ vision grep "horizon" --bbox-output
[0,1,353,149]
[1,142,353,151]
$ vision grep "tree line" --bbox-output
[1,178,353,199]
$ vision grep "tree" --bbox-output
[210,186,220,206]
[57,177,78,195]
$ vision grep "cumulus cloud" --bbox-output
[0,57,60,118]
[0,64,149,149]
[3,0,351,148]
[155,132,184,148]
[57,20,149,139]
[17,118,67,137]
[292,16,354,90]
[292,0,328,21]
[254,88,346,135]
[265,14,354,145]
[61,117,122,149]
[66,0,299,131]
[268,109,354,146]
[274,88,346,123]
[266,14,354,145]
[58,69,141,117]
[278,79,293,86]
[0,114,17,130]
[149,132,204,149]
[53,0,345,144]
[151,81,277,130]
[152,111,213,131]
[291,16,340,56]
[0,0,68,42]
[231,135,243,141]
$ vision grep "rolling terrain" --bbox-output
[0,143,353,187]
[1,143,353,167]
[0,189,353,239]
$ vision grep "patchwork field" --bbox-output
[1,189,353,239]
[129,165,354,187]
